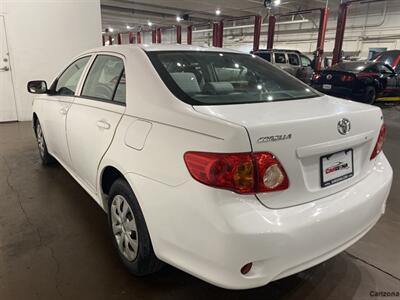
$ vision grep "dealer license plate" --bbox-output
[320,149,354,188]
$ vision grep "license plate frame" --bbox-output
[322,84,332,90]
[320,149,354,188]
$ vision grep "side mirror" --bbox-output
[27,80,48,94]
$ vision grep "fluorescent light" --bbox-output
[176,16,182,22]
[126,25,131,30]
[216,9,221,15]
[273,0,281,6]
[148,21,152,26]
[108,27,114,32]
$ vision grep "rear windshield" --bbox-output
[147,51,320,105]
[331,62,371,72]
[375,51,400,66]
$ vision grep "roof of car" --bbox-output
[83,44,243,55]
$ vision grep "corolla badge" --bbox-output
[326,74,333,80]
[337,118,351,135]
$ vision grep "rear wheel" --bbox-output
[108,178,163,275]
[364,86,376,104]
[35,121,55,165]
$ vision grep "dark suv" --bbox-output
[252,49,314,83]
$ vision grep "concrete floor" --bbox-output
[0,106,399,300]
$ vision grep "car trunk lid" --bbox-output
[193,95,383,208]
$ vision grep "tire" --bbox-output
[35,121,56,165]
[364,86,376,105]
[108,178,163,276]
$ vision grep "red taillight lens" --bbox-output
[312,73,321,81]
[370,124,386,160]
[341,74,354,82]
[184,151,289,194]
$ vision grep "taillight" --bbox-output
[340,74,354,82]
[370,124,386,160]
[312,73,321,81]
[184,151,289,194]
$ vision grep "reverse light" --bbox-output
[184,151,289,194]
[370,124,386,160]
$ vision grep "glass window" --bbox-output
[55,56,90,96]
[301,55,311,67]
[113,71,126,104]
[147,51,320,105]
[288,53,300,66]
[256,52,271,62]
[378,64,394,74]
[82,55,124,101]
[274,53,287,64]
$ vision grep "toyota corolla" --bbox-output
[27,45,392,289]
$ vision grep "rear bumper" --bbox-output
[312,84,364,100]
[126,153,392,289]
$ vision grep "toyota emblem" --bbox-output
[326,74,333,80]
[337,118,351,135]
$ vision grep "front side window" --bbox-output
[288,53,300,66]
[301,55,311,67]
[82,55,125,102]
[274,53,287,64]
[147,51,320,105]
[55,56,90,96]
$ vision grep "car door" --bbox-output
[377,64,398,97]
[66,53,126,192]
[300,55,314,83]
[39,56,91,167]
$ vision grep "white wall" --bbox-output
[0,0,102,121]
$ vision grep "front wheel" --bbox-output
[364,86,376,105]
[35,121,55,165]
[108,178,163,276]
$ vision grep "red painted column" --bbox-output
[212,22,219,47]
[267,15,276,50]
[129,32,135,44]
[137,32,142,44]
[187,25,193,45]
[108,35,113,45]
[117,33,122,44]
[253,15,262,51]
[102,35,105,46]
[218,20,224,47]
[315,7,329,72]
[156,28,162,43]
[152,30,157,43]
[332,3,349,65]
[176,25,182,44]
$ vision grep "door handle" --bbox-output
[96,120,111,130]
[0,66,9,72]
[60,107,68,115]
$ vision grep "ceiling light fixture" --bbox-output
[126,25,131,30]
[176,16,182,22]
[148,21,153,26]
[108,27,114,32]
[215,9,221,15]
[273,0,281,6]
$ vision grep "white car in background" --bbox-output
[28,45,392,289]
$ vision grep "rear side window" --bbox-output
[55,56,90,96]
[81,55,125,103]
[275,53,287,64]
[147,51,320,105]
[288,54,300,66]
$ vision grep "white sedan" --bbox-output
[28,45,392,289]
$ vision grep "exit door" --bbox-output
[0,16,17,122]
